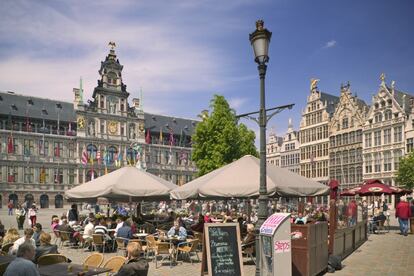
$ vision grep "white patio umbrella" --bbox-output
[65,166,177,202]
[170,155,329,200]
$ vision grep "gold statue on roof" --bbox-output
[380,73,386,85]
[310,78,319,91]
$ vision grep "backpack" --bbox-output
[328,255,342,273]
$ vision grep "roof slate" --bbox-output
[144,113,198,136]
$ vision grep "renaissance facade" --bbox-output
[267,76,414,196]
[0,46,197,208]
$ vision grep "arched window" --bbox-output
[87,144,97,163]
[86,170,97,182]
[126,148,137,164]
[40,194,49,208]
[55,195,63,208]
[108,146,118,165]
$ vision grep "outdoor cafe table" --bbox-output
[133,233,149,239]
[38,262,111,276]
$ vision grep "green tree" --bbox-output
[396,151,414,189]
[192,94,258,176]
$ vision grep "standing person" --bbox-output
[396,196,412,236]
[8,200,14,216]
[4,242,40,276]
[410,200,414,234]
[16,204,26,230]
[67,204,79,227]
[28,204,37,227]
[347,200,358,227]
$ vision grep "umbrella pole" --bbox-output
[247,199,251,223]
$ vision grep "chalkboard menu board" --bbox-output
[204,223,244,276]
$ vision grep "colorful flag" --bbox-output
[117,151,123,167]
[96,149,101,165]
[91,170,95,180]
[159,127,163,144]
[81,147,88,165]
[7,134,13,154]
[55,144,60,157]
[145,129,151,144]
[40,167,46,183]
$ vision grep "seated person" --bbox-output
[117,242,149,276]
[167,220,187,240]
[242,224,255,246]
[4,242,39,276]
[32,223,43,247]
[83,218,95,248]
[294,213,307,225]
[2,228,20,248]
[34,232,59,263]
[94,219,113,249]
[117,220,133,245]
[11,228,36,255]
[57,219,77,244]
[190,215,205,234]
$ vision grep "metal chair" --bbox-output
[92,234,106,253]
[102,256,126,273]
[177,239,200,264]
[83,253,104,268]
[37,254,68,266]
[155,242,175,268]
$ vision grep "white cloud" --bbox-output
[323,40,337,48]
[228,97,248,109]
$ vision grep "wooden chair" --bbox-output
[37,254,68,266]
[52,230,61,245]
[92,234,106,253]
[155,242,175,268]
[115,237,129,256]
[145,235,158,259]
[177,239,200,264]
[1,243,13,255]
[242,241,256,264]
[102,256,126,273]
[83,253,104,268]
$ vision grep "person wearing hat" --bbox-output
[396,196,412,236]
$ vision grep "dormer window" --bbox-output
[384,110,392,121]
[387,99,392,106]
[381,101,386,108]
[342,118,349,129]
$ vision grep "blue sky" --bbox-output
[1,0,414,140]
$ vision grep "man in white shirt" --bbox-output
[4,242,39,276]
[114,218,125,237]
[83,219,95,243]
[11,228,36,255]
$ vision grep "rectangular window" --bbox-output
[53,168,63,184]
[54,142,63,157]
[383,151,392,171]
[38,140,49,156]
[68,142,75,158]
[374,153,381,172]
[394,126,402,142]
[23,139,34,156]
[374,131,381,146]
[364,133,371,147]
[39,167,48,183]
[407,138,414,153]
[24,167,34,183]
[68,169,76,184]
[394,150,402,170]
[384,128,391,144]
[343,133,349,145]
[7,166,18,182]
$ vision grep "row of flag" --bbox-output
[145,128,189,147]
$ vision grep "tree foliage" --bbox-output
[192,95,258,176]
[396,151,414,189]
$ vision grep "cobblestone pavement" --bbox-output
[335,213,414,276]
